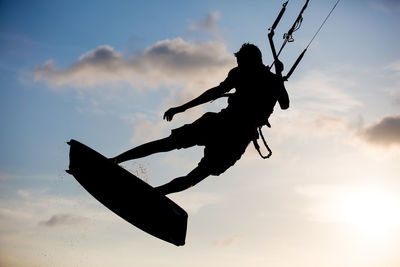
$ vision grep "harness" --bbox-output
[253,123,272,159]
[220,91,274,159]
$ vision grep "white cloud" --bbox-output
[189,12,221,36]
[34,45,127,88]
[290,69,361,113]
[38,213,88,227]
[33,12,236,124]
[389,90,400,106]
[16,189,30,198]
[128,113,169,144]
[34,38,234,93]
[386,60,400,74]
[264,68,361,142]
[0,173,12,181]
[385,60,400,105]
[212,233,244,247]
[370,0,400,12]
[0,207,32,221]
[357,114,400,147]
[312,114,349,136]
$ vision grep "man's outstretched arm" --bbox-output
[164,85,230,121]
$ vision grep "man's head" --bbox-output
[234,43,263,67]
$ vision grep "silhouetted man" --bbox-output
[111,43,289,195]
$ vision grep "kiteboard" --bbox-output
[66,139,188,246]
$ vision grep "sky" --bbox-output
[1,0,400,266]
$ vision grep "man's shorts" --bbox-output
[170,112,256,176]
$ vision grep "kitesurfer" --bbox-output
[110,43,289,195]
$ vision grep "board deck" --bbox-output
[66,139,188,246]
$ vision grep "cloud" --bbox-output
[357,114,400,147]
[212,233,244,247]
[38,213,87,227]
[34,38,234,92]
[386,60,400,74]
[33,12,236,120]
[189,12,220,36]
[34,45,126,88]
[264,68,361,142]
[370,0,400,12]
[385,60,400,105]
[0,173,12,181]
[16,189,30,198]
[313,114,348,136]
[128,112,169,144]
[390,91,400,106]
[290,69,361,113]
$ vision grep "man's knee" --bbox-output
[188,165,213,184]
[172,167,210,189]
[169,127,199,149]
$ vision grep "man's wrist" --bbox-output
[177,105,187,113]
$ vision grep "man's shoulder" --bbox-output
[227,65,279,82]
[228,67,240,76]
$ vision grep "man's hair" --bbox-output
[234,43,263,65]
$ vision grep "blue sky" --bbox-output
[1,1,400,266]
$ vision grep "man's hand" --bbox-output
[163,107,182,121]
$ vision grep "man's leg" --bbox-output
[111,136,178,164]
[155,165,211,195]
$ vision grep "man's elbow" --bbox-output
[279,99,289,110]
[280,102,289,110]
